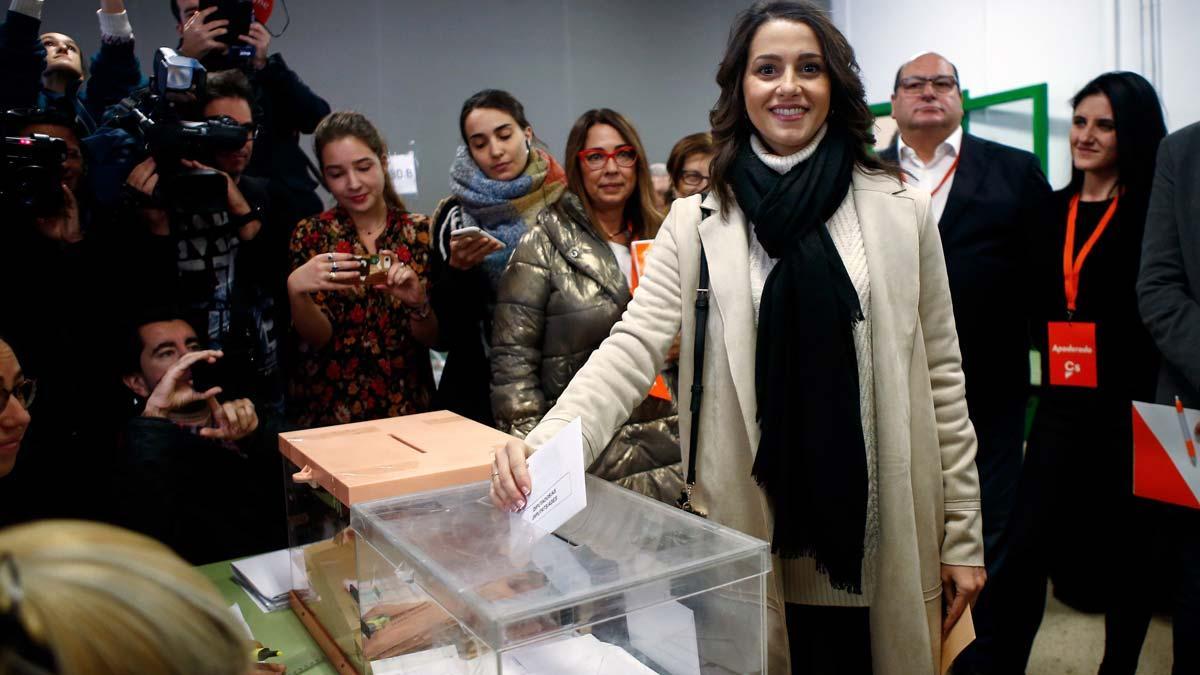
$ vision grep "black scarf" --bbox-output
[731,126,868,594]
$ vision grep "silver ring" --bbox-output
[332,261,339,272]
[328,271,335,281]
[326,252,334,261]
[491,471,500,478]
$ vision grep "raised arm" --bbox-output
[84,0,146,123]
[0,0,45,111]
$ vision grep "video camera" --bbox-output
[111,48,248,215]
[1,134,67,218]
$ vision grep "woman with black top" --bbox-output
[429,90,567,425]
[984,72,1167,674]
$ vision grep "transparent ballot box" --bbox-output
[279,411,514,674]
[351,474,771,674]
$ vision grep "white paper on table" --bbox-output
[227,603,254,640]
[522,418,587,532]
[231,548,292,600]
[388,151,419,195]
[627,600,701,675]
[507,634,656,674]
[371,645,468,675]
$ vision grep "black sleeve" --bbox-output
[0,9,43,112]
[1137,133,1200,392]
[114,418,189,547]
[429,204,492,352]
[255,53,331,134]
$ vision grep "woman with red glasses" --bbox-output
[490,108,682,503]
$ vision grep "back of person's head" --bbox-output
[563,108,662,238]
[458,89,535,145]
[313,111,407,211]
[708,0,896,213]
[0,520,249,675]
[1068,71,1166,197]
[203,69,254,109]
[666,132,715,188]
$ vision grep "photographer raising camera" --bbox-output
[287,111,438,428]
[123,67,287,415]
[171,0,331,219]
[115,311,277,564]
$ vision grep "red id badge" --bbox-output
[1048,322,1098,388]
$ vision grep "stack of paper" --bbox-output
[231,549,293,612]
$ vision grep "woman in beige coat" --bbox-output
[490,2,985,673]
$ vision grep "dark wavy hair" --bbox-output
[709,1,897,214]
[1067,72,1165,199]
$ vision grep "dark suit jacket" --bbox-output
[882,132,1051,413]
[1138,122,1200,406]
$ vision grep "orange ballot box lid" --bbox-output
[279,411,514,507]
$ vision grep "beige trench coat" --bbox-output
[525,169,984,674]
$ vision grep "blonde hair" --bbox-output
[313,110,408,212]
[0,521,249,675]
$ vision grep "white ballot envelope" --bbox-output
[522,418,588,532]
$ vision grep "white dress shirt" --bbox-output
[897,125,963,224]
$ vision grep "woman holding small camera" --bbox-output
[287,111,437,428]
[428,89,567,425]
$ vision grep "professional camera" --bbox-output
[1,134,67,218]
[110,48,248,215]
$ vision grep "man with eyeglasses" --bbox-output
[880,51,1051,673]
[124,68,293,416]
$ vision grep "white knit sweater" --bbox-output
[747,128,880,607]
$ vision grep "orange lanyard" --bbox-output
[901,152,961,196]
[1063,193,1120,314]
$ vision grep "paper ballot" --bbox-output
[1132,400,1200,509]
[522,418,587,532]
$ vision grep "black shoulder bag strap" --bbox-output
[677,210,712,517]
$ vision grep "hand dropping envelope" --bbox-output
[522,418,587,532]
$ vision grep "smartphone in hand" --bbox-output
[450,226,504,247]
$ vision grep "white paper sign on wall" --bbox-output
[388,151,418,195]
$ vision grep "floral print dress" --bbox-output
[289,206,435,427]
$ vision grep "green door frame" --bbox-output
[870,82,1049,174]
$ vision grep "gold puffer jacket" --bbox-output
[491,193,682,502]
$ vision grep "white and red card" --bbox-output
[1132,401,1200,509]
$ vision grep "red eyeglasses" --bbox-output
[577,145,638,170]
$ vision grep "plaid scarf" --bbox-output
[448,145,567,286]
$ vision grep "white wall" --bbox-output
[37,0,774,214]
[833,0,1200,188]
